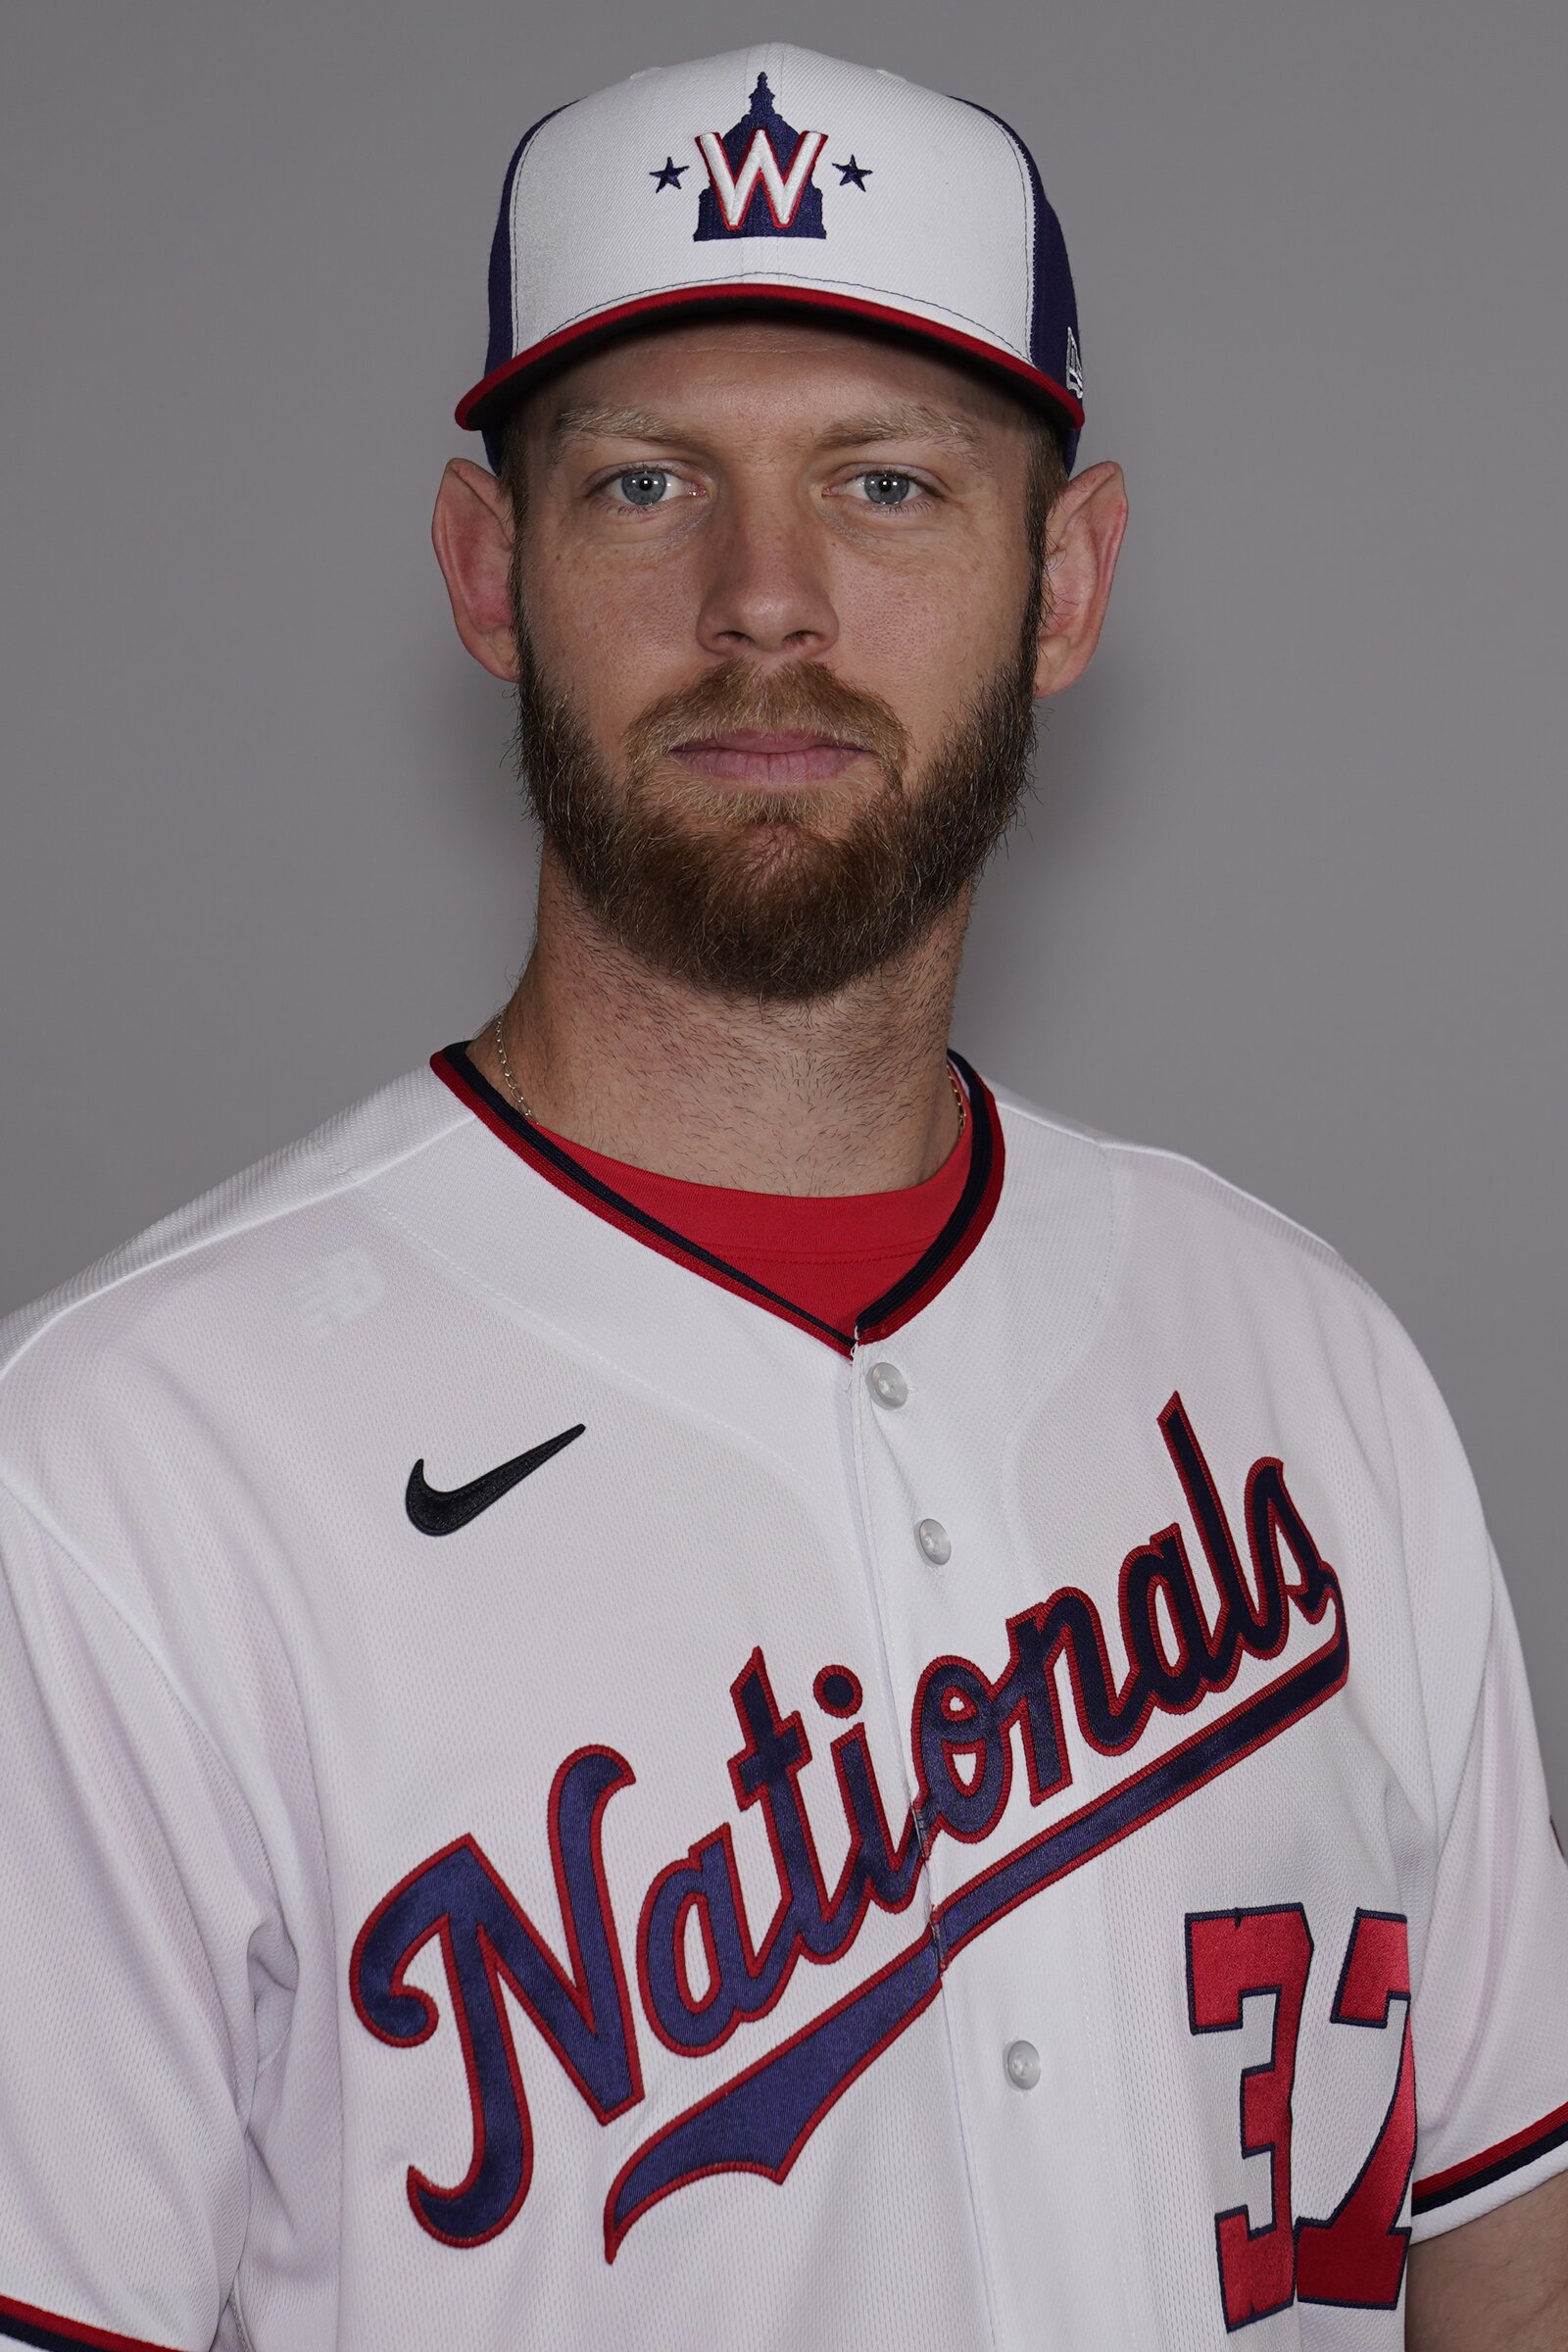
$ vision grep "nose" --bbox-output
[694,479,838,662]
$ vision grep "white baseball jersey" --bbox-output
[1,1047,1565,2351]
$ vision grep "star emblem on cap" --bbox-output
[833,155,871,189]
[650,156,689,190]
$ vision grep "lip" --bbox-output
[669,730,870,787]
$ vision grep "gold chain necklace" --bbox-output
[493,1011,533,1122]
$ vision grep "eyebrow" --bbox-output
[547,402,676,450]
[545,398,987,458]
[817,405,985,454]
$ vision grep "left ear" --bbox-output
[431,458,521,683]
[1033,460,1129,699]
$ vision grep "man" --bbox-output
[0,41,1563,2352]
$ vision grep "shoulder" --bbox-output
[994,1076,1352,1278]
[987,1075,1489,1670]
[0,1060,470,1464]
[990,1074,1408,1348]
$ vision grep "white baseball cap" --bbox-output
[457,44,1085,471]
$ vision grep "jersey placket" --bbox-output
[844,1307,1142,2351]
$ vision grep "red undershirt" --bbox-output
[526,1083,974,1336]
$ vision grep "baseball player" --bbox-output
[1,43,1564,2352]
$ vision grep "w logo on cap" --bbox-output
[694,74,827,240]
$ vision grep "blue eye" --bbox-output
[617,466,670,507]
[860,470,915,507]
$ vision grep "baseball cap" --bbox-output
[457,44,1085,472]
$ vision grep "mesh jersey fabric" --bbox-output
[0,1056,1564,2352]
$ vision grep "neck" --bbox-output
[468,852,972,1195]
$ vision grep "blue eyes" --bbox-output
[859,470,914,507]
[604,466,922,512]
[616,466,671,507]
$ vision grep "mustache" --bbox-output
[623,659,911,785]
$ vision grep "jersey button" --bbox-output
[1004,2039,1041,2091]
[915,1517,952,1565]
[867,1361,908,1408]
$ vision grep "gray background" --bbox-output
[4,4,1563,1800]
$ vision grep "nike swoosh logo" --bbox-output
[405,1425,586,1536]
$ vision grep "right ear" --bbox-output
[430,459,519,682]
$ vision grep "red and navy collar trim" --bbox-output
[431,1043,1004,1357]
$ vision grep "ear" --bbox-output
[431,459,520,683]
[1033,460,1129,700]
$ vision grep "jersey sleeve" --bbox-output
[0,1479,270,2351]
[1409,1540,1568,2238]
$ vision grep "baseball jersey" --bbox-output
[517,1083,975,1335]
[1,1045,1565,2352]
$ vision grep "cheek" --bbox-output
[520,540,702,739]
[834,554,1027,745]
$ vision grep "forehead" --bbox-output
[518,314,1034,453]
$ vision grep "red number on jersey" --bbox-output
[1295,1910,1415,2309]
[1185,1906,1314,2328]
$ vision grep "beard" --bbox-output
[511,582,1041,1004]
